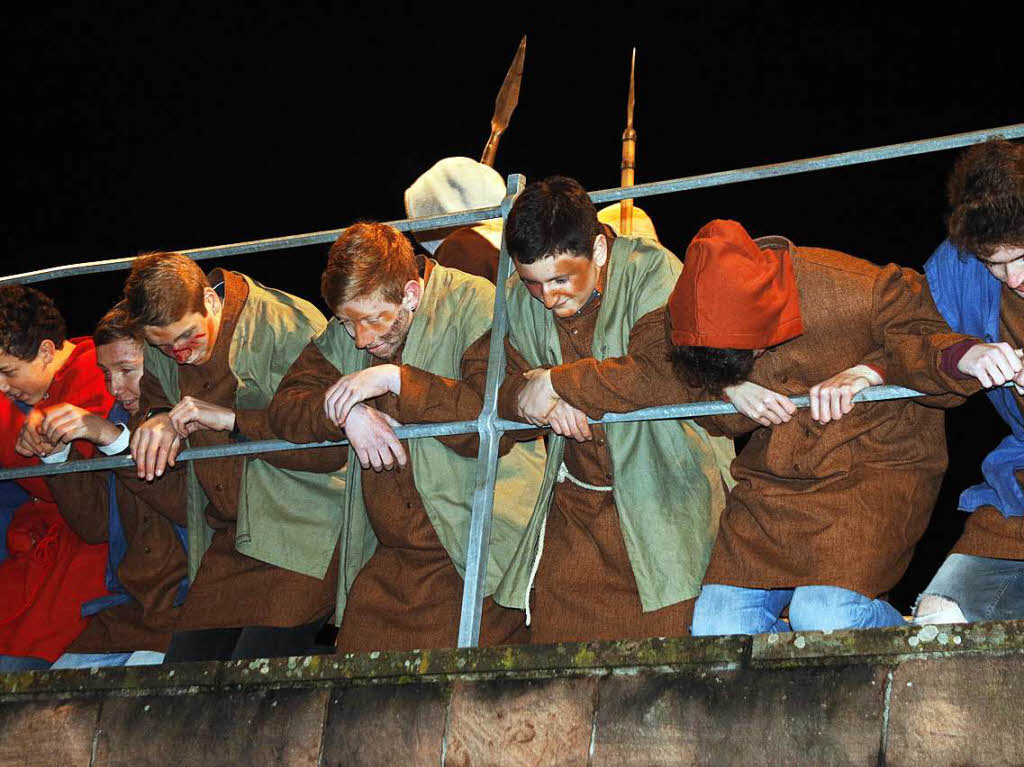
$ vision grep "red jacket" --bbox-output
[0,339,114,661]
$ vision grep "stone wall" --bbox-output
[2,620,1023,766]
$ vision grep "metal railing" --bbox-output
[2,123,1023,647]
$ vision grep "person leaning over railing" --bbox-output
[489,176,735,644]
[916,138,1024,625]
[268,222,545,652]
[0,285,113,671]
[555,218,1018,635]
[38,303,189,669]
[122,253,345,663]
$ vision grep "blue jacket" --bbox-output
[925,239,1024,518]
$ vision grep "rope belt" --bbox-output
[555,462,614,492]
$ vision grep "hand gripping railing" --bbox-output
[2,123,1023,647]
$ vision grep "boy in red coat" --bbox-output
[0,285,114,670]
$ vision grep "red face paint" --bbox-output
[167,333,207,364]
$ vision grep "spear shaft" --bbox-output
[481,36,526,167]
[619,48,636,234]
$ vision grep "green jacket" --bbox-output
[314,263,546,619]
[493,235,735,613]
[143,273,347,606]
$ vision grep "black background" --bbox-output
[4,2,1020,611]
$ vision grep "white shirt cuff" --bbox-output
[40,443,72,464]
[98,423,131,456]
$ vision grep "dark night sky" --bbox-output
[3,2,1021,609]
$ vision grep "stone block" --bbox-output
[592,666,887,766]
[0,698,100,767]
[886,654,1024,766]
[321,683,446,767]
[92,687,328,767]
[445,676,597,767]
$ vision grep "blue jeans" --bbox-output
[49,651,165,670]
[916,553,1024,623]
[692,584,907,635]
[0,655,51,672]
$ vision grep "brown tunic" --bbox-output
[134,269,340,631]
[501,275,698,644]
[434,228,499,284]
[550,241,978,599]
[952,283,1024,560]
[45,449,189,653]
[269,262,526,652]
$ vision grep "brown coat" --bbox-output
[434,228,500,284]
[134,270,341,631]
[269,261,526,652]
[501,278,700,643]
[952,283,1024,560]
[552,239,978,598]
[45,450,188,653]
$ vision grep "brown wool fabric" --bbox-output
[270,261,527,652]
[547,239,979,599]
[502,292,696,643]
[46,453,189,653]
[668,219,803,350]
[433,228,500,284]
[952,283,1024,560]
[134,270,339,631]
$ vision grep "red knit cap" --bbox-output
[668,219,803,349]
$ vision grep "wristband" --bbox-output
[145,407,172,421]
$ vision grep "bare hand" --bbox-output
[40,402,121,446]
[808,364,884,424]
[323,365,400,428]
[168,396,236,437]
[344,403,407,471]
[516,368,559,425]
[723,381,798,427]
[130,413,182,480]
[956,342,1024,389]
[14,408,59,458]
[545,399,593,442]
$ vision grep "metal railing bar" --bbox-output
[588,123,1024,205]
[0,383,940,483]
[5,124,1020,288]
[0,206,504,286]
[457,174,525,647]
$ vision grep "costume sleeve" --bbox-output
[44,447,109,543]
[549,308,705,419]
[395,330,522,458]
[870,265,983,406]
[267,341,348,472]
[497,337,537,422]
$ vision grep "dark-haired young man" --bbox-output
[0,285,112,671]
[492,176,735,643]
[613,219,1016,635]
[270,221,543,652]
[123,253,344,662]
[916,138,1024,625]
[39,304,190,669]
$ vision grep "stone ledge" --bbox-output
[3,620,1024,699]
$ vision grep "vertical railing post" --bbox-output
[457,173,525,647]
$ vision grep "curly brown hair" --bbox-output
[0,285,68,360]
[947,138,1024,259]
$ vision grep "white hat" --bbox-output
[404,157,506,254]
[597,203,659,241]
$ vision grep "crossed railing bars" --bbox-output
[3,123,1023,647]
